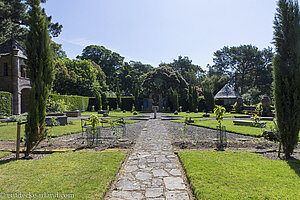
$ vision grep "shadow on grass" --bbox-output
[0,157,16,165]
[287,159,300,177]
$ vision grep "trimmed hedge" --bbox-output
[107,97,134,111]
[50,94,90,111]
[0,91,12,115]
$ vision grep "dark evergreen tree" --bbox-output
[192,87,199,112]
[203,86,215,113]
[134,83,140,110]
[273,0,300,158]
[25,0,54,157]
[116,82,121,109]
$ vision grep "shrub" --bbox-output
[50,94,90,111]
[46,98,70,113]
[0,91,11,115]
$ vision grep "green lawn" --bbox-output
[173,118,300,140]
[81,111,144,117]
[0,151,126,200]
[178,151,300,200]
[0,119,140,141]
[0,151,10,159]
[168,112,246,118]
[0,120,82,141]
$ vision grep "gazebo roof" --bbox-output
[215,84,241,99]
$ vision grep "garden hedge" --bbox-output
[50,94,90,111]
[0,91,12,115]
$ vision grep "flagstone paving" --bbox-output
[107,117,190,200]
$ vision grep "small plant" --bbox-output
[110,120,121,141]
[131,105,135,112]
[213,105,227,150]
[91,106,95,112]
[179,106,182,112]
[88,114,100,145]
[214,105,226,126]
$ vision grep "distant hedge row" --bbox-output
[88,96,135,111]
[0,91,12,115]
[50,94,90,111]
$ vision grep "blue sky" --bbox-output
[43,0,277,68]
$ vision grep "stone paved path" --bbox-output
[108,117,190,200]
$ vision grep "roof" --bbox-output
[0,38,27,59]
[215,84,241,99]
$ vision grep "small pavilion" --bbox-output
[214,84,241,105]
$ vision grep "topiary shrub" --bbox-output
[0,91,12,115]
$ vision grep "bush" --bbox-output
[46,98,70,113]
[0,91,12,115]
[50,94,90,111]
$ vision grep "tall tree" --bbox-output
[162,56,205,86]
[52,59,104,96]
[0,0,62,44]
[25,0,54,156]
[273,0,300,158]
[212,45,274,95]
[77,45,124,88]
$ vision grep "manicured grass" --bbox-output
[0,151,10,158]
[178,151,300,200]
[168,112,245,118]
[0,120,82,141]
[81,111,144,117]
[0,119,140,141]
[0,151,126,200]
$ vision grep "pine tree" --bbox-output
[273,0,300,158]
[25,0,54,157]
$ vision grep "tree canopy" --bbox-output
[0,0,62,45]
[77,45,124,89]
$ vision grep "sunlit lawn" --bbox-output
[0,151,10,158]
[0,119,140,141]
[0,151,126,200]
[81,111,144,117]
[178,151,300,200]
[168,112,246,118]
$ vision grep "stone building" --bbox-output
[0,38,31,115]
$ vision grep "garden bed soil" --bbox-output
[165,121,300,161]
[0,121,146,160]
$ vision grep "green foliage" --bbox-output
[164,56,205,86]
[53,59,105,97]
[178,151,300,200]
[273,0,300,158]
[0,91,11,115]
[214,105,226,126]
[0,152,126,199]
[143,65,188,108]
[0,0,62,45]
[46,98,70,113]
[203,86,215,113]
[169,88,179,111]
[50,94,90,111]
[77,45,124,89]
[116,82,121,109]
[25,0,54,156]
[212,45,274,96]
